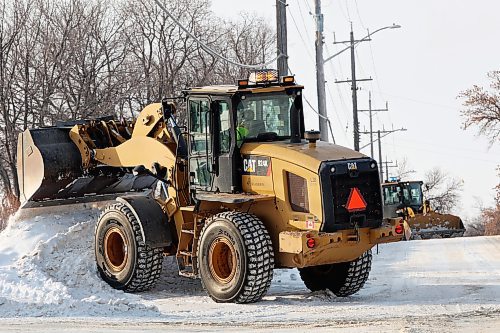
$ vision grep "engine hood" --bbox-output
[241,140,367,172]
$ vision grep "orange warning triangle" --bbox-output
[346,188,367,212]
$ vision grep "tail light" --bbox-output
[306,238,316,248]
[395,224,404,235]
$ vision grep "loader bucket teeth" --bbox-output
[17,127,155,208]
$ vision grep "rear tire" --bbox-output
[299,250,372,297]
[95,202,163,292]
[197,211,274,303]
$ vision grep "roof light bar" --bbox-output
[248,69,279,84]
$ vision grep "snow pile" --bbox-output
[0,204,159,317]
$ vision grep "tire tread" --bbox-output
[198,211,274,303]
[96,203,163,292]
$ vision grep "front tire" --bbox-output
[95,202,163,292]
[299,250,372,297]
[197,211,274,303]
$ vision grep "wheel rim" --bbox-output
[104,226,128,272]
[208,237,237,284]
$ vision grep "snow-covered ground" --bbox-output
[0,204,499,332]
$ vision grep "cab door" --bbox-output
[188,97,213,190]
[211,98,236,193]
[188,96,238,193]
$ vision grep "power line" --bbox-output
[287,2,315,63]
[324,46,351,133]
[386,142,499,165]
[360,127,407,180]
[372,90,458,109]
[304,0,313,13]
[360,127,406,150]
[152,0,284,69]
[353,0,366,29]
[295,0,314,45]
[287,64,336,144]
[324,44,350,122]
[343,0,352,22]
[325,82,349,142]
[303,94,336,144]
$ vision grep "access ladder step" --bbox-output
[179,271,196,278]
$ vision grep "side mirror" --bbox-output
[162,99,177,120]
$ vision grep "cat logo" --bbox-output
[243,159,256,173]
[242,155,272,176]
[347,162,358,171]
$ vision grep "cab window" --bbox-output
[217,101,231,154]
[189,98,211,187]
[236,93,296,146]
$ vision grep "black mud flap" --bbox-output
[116,196,172,248]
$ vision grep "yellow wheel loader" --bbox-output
[17,70,405,303]
[382,180,465,240]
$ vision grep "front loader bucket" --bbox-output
[407,211,466,239]
[17,127,156,208]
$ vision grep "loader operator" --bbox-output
[236,108,254,146]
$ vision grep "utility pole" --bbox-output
[361,127,406,181]
[320,24,399,147]
[314,0,328,142]
[381,158,398,182]
[378,130,383,181]
[335,26,372,151]
[276,0,288,76]
[359,92,388,158]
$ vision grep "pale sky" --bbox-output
[211,0,500,220]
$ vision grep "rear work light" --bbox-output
[395,224,404,235]
[237,79,249,88]
[281,75,295,85]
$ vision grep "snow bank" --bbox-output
[0,204,158,317]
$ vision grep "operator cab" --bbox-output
[382,180,424,218]
[184,69,304,195]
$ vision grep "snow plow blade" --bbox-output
[16,127,156,208]
[407,211,466,239]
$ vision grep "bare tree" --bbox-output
[217,13,276,83]
[55,0,129,120]
[464,217,486,237]
[459,71,500,144]
[459,72,500,235]
[0,0,277,228]
[423,167,463,213]
[121,0,221,109]
[0,0,31,218]
[482,204,500,235]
